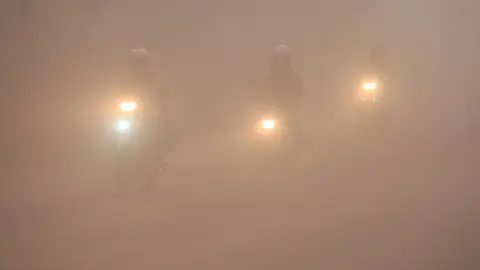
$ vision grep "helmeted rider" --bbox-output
[258,45,303,115]
[366,48,387,78]
[125,47,165,103]
[365,48,393,109]
[125,47,178,161]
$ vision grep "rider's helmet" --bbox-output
[271,44,293,69]
[369,48,384,65]
[128,47,152,70]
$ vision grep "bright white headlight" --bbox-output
[116,119,132,132]
[119,101,137,112]
[261,119,276,129]
[363,82,377,91]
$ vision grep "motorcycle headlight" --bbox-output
[362,81,377,92]
[119,101,137,112]
[115,119,132,133]
[261,119,276,130]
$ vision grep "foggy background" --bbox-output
[1,0,480,269]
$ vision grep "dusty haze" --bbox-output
[1,0,479,269]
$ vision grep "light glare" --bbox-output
[116,120,132,132]
[119,101,137,112]
[262,119,275,129]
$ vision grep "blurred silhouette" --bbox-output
[257,44,303,115]
[111,47,180,190]
[254,45,305,154]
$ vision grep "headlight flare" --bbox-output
[115,119,132,133]
[362,81,377,91]
[261,119,276,130]
[119,101,137,112]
